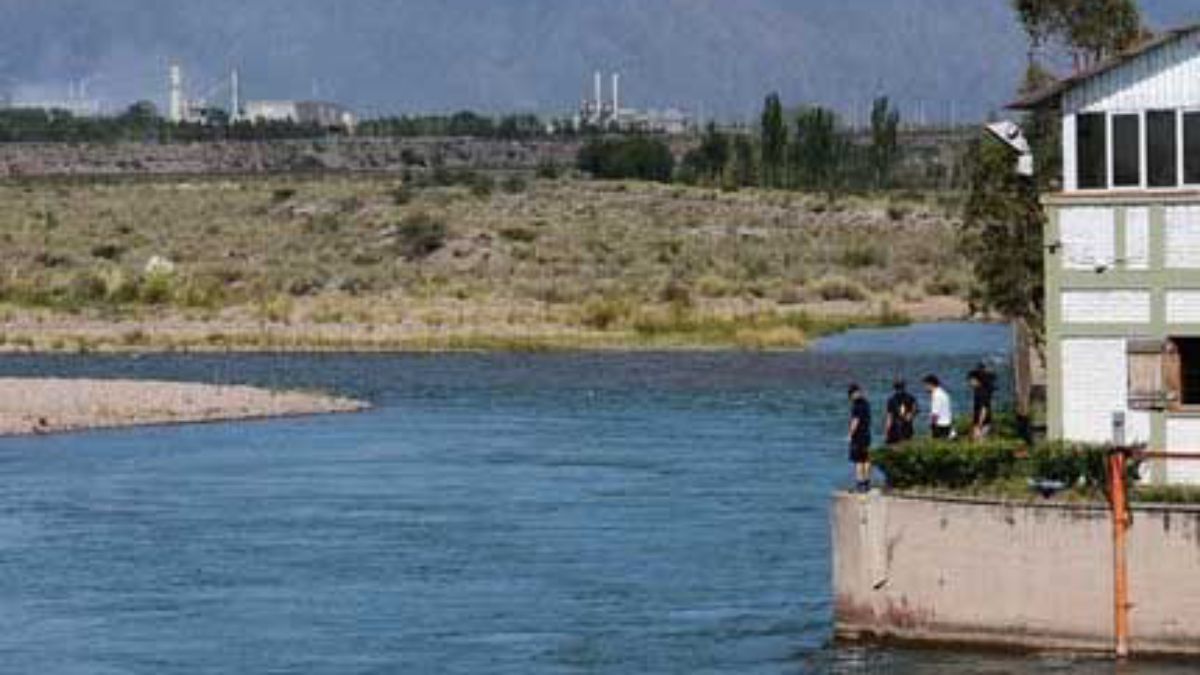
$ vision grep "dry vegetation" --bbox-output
[0,175,970,351]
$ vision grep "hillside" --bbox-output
[0,175,969,351]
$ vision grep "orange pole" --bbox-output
[1110,450,1130,659]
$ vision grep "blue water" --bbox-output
[0,323,1188,673]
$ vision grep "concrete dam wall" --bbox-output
[832,493,1200,655]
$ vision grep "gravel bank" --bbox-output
[0,378,368,437]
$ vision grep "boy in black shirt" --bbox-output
[969,367,994,441]
[885,378,918,445]
[847,384,873,493]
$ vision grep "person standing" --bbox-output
[847,384,873,493]
[923,375,954,439]
[884,378,918,445]
[968,367,994,441]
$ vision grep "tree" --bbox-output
[790,107,844,193]
[869,96,901,189]
[731,135,758,188]
[577,137,675,183]
[961,137,1044,342]
[1013,0,1143,68]
[682,122,731,186]
[760,93,787,189]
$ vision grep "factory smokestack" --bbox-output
[593,71,602,114]
[612,73,620,117]
[168,61,183,123]
[230,69,240,122]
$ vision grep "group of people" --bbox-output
[846,363,996,493]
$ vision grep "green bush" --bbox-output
[875,440,1123,493]
[577,137,675,183]
[875,439,1025,490]
[394,213,448,261]
[501,175,529,194]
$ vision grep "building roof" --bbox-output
[1009,23,1200,110]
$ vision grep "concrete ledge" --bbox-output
[832,492,1200,656]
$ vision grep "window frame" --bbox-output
[1146,109,1180,190]
[1075,111,1110,191]
[1183,109,1200,189]
[1109,111,1144,190]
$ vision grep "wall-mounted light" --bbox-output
[986,120,1035,177]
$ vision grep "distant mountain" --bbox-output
[0,0,1194,122]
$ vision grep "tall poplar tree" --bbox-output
[760,93,787,189]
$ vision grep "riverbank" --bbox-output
[0,378,368,437]
[0,176,969,352]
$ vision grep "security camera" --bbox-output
[985,120,1035,177]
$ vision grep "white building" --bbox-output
[243,100,357,130]
[1014,23,1200,484]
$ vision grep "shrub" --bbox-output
[391,184,415,205]
[838,243,887,269]
[875,439,1026,490]
[886,204,910,222]
[139,269,175,305]
[502,175,529,194]
[470,174,495,199]
[580,297,633,330]
[875,440,1127,494]
[91,243,125,261]
[659,279,694,306]
[272,187,298,203]
[813,277,868,302]
[536,161,561,180]
[499,226,538,244]
[395,213,448,261]
[577,137,675,183]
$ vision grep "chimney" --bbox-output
[230,68,240,121]
[594,71,602,114]
[612,73,620,117]
[168,61,184,123]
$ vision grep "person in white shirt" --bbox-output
[923,375,954,440]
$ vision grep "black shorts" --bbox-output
[849,441,870,464]
[932,426,952,439]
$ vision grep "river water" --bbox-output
[0,323,1191,673]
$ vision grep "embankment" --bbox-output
[0,138,583,178]
[832,492,1200,656]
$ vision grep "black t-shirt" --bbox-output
[887,391,917,441]
[851,398,872,445]
[973,386,993,424]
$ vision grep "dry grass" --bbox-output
[0,175,969,351]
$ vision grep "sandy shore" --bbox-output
[0,378,368,437]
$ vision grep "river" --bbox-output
[0,323,1191,673]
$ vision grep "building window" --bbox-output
[1148,110,1178,188]
[1077,113,1108,189]
[1137,338,1200,410]
[1173,338,1200,407]
[1112,113,1141,187]
[1186,112,1200,185]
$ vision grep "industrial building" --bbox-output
[167,61,356,130]
[242,100,357,130]
[1013,23,1200,484]
[573,71,691,134]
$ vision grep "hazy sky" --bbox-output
[0,0,1194,122]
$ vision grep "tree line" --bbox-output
[575,94,910,193]
[0,103,350,144]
